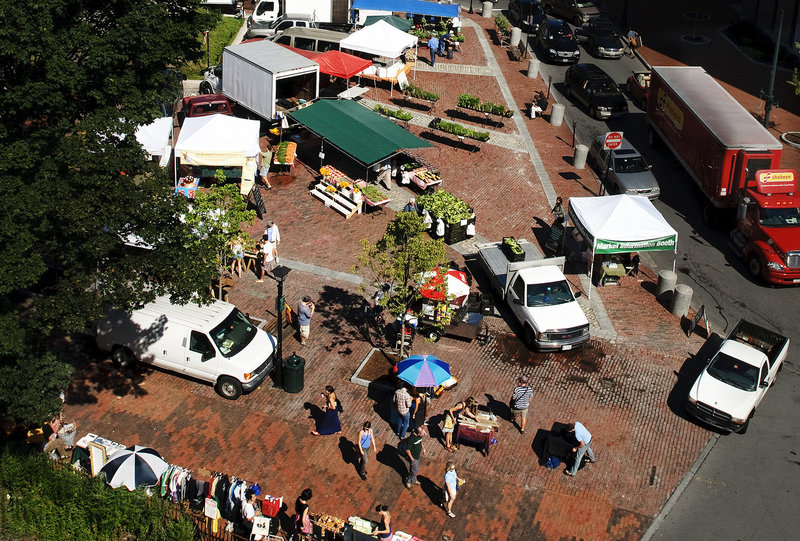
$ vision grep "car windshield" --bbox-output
[589,81,619,95]
[210,308,257,358]
[576,1,597,7]
[706,352,759,391]
[595,27,618,38]
[526,280,574,307]
[758,206,800,227]
[615,156,649,173]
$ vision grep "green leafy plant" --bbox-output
[373,104,413,121]
[361,185,388,202]
[495,15,511,35]
[503,236,524,255]
[401,162,423,171]
[430,118,490,142]
[417,189,474,224]
[457,93,481,109]
[401,83,439,102]
[457,93,514,117]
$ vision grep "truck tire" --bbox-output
[747,254,762,280]
[112,346,135,368]
[216,376,243,400]
[648,128,661,148]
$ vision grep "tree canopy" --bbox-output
[0,0,221,424]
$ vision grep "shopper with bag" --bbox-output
[442,461,464,518]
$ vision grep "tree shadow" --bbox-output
[316,285,379,353]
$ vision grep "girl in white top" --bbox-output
[257,236,276,282]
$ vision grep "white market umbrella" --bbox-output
[99,445,169,491]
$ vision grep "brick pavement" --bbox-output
[60,5,800,540]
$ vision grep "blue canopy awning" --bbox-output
[353,0,459,19]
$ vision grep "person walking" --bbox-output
[428,35,439,66]
[552,196,565,225]
[392,383,413,439]
[311,386,341,436]
[297,296,314,345]
[257,235,276,282]
[265,220,280,247]
[357,421,375,480]
[411,388,428,428]
[624,28,640,57]
[565,421,596,477]
[442,461,463,518]
[230,236,244,278]
[402,426,427,489]
[510,376,534,434]
[293,488,313,540]
[372,505,392,540]
[259,149,273,189]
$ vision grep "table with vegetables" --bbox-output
[400,161,442,190]
[416,189,476,245]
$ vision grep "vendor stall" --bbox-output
[134,116,173,166]
[415,267,483,341]
[455,407,499,456]
[568,194,678,298]
[310,165,364,218]
[174,114,261,196]
[340,20,419,92]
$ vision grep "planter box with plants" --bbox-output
[501,236,526,262]
[417,189,476,245]
[401,83,439,103]
[457,93,514,118]
[430,118,490,143]
[373,104,413,121]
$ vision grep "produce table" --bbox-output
[455,410,499,456]
[401,166,442,190]
[355,180,391,213]
[273,141,297,170]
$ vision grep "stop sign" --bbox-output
[604,131,623,150]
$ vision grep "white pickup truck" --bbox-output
[686,320,789,434]
[476,239,590,351]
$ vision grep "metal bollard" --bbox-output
[482,1,493,18]
[550,103,565,126]
[527,58,540,78]
[656,270,678,304]
[510,27,522,47]
[671,284,693,317]
[573,144,589,169]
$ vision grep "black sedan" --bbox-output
[576,20,624,59]
[536,17,580,64]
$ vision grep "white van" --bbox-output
[95,297,276,400]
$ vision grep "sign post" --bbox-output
[604,131,623,150]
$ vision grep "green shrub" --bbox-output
[495,15,511,35]
[430,118,490,142]
[417,189,473,224]
[182,15,243,79]
[457,93,514,117]
[401,83,439,102]
[373,104,413,121]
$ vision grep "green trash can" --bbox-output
[282,353,306,393]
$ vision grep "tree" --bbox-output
[789,43,800,95]
[0,0,221,424]
[184,179,256,298]
[354,212,446,353]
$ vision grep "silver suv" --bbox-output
[588,135,660,199]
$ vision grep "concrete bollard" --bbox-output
[526,58,540,78]
[482,1,493,18]
[550,103,565,126]
[573,144,589,169]
[656,270,678,304]
[671,284,693,317]
[510,27,522,47]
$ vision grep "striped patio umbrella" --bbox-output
[99,445,168,491]
[396,354,451,387]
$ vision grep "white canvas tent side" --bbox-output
[134,117,173,167]
[174,114,261,195]
[567,195,679,298]
[340,19,418,92]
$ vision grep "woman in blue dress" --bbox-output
[312,386,342,436]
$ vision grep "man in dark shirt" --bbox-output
[403,426,427,488]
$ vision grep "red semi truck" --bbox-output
[647,65,800,285]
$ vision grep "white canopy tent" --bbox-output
[134,117,173,166]
[174,114,261,195]
[340,20,418,94]
[568,195,678,298]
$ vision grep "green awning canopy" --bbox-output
[289,99,431,166]
[363,14,413,32]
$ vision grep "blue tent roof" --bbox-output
[353,0,459,19]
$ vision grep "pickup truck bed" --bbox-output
[479,240,543,292]
[729,320,789,364]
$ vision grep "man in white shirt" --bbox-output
[265,220,280,245]
[565,421,596,477]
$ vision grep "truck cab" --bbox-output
[731,169,800,285]
[248,13,318,38]
[248,0,281,31]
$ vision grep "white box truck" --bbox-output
[248,0,353,36]
[216,40,319,122]
[95,297,277,400]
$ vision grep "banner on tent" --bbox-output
[594,235,676,254]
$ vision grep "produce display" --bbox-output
[312,513,346,532]
[417,189,473,224]
[373,104,413,121]
[430,118,490,142]
[401,162,423,171]
[416,170,440,183]
[503,236,524,255]
[360,185,388,202]
[274,141,297,165]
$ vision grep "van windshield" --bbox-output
[211,309,257,357]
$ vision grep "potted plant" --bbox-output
[502,236,526,262]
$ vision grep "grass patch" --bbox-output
[182,16,244,79]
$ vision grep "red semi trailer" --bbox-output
[647,66,800,285]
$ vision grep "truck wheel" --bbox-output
[199,81,213,95]
[426,329,442,342]
[648,128,661,148]
[701,203,718,226]
[112,346,135,368]
[216,376,243,400]
[523,325,536,346]
[747,254,762,280]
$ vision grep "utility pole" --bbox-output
[763,9,783,128]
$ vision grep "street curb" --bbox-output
[641,432,720,541]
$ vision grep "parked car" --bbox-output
[564,63,628,119]
[247,13,318,39]
[588,135,660,199]
[542,0,601,26]
[536,18,580,64]
[177,93,232,126]
[576,18,623,59]
[272,27,349,53]
[508,0,548,34]
[626,69,651,108]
